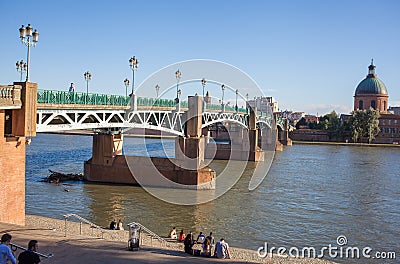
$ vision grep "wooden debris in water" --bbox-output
[43,170,84,183]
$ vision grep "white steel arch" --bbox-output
[36,108,275,134]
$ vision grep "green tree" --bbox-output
[350,108,380,143]
[327,111,340,131]
[366,108,380,143]
[295,117,307,129]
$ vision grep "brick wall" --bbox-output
[0,110,26,225]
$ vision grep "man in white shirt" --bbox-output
[196,232,205,244]
[214,238,231,259]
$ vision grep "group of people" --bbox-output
[109,219,124,230]
[0,233,41,264]
[168,228,230,259]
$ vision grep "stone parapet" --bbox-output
[0,84,22,109]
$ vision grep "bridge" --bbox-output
[35,89,282,135]
[1,81,291,226]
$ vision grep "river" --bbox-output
[25,133,399,263]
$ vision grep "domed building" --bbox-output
[351,60,400,143]
[354,60,388,113]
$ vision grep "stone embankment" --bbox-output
[18,215,337,263]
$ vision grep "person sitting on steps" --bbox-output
[178,229,185,242]
[168,227,177,239]
[109,220,117,230]
[196,232,205,244]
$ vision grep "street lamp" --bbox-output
[124,78,130,97]
[155,84,160,98]
[201,78,206,98]
[129,56,139,95]
[246,93,249,114]
[221,84,225,112]
[201,78,206,111]
[19,24,39,82]
[235,89,239,113]
[84,71,92,96]
[175,69,181,103]
[177,89,182,112]
[16,60,27,82]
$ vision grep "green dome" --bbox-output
[355,77,388,95]
[355,62,388,95]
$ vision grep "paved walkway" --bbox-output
[1,219,335,264]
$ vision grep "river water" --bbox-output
[25,134,399,263]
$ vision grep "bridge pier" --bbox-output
[277,118,292,147]
[84,96,216,189]
[247,108,264,161]
[0,82,37,225]
[204,108,264,161]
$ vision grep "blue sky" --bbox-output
[1,0,399,115]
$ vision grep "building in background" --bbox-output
[388,106,400,115]
[353,61,400,143]
[354,60,389,113]
[248,96,278,113]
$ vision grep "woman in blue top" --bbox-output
[0,233,16,264]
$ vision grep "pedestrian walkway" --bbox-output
[0,217,335,264]
[0,221,231,263]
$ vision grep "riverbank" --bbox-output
[0,215,336,263]
[292,140,400,148]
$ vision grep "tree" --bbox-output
[350,108,380,143]
[295,117,307,129]
[327,111,340,131]
[366,108,380,143]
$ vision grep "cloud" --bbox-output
[390,100,400,107]
[279,103,353,116]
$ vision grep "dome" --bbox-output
[355,61,388,95]
[355,77,388,95]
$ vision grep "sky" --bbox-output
[1,0,399,115]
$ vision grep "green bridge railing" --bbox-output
[37,89,247,113]
[37,89,130,106]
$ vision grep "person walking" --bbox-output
[68,83,75,93]
[0,233,16,264]
[17,240,40,264]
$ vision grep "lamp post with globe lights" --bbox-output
[221,84,226,112]
[19,24,39,82]
[155,84,160,98]
[235,89,239,113]
[124,78,130,97]
[175,70,181,99]
[177,89,182,112]
[84,71,92,103]
[246,93,249,113]
[201,78,206,111]
[16,60,27,81]
[175,70,182,110]
[129,56,139,110]
[129,56,139,95]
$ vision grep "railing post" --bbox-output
[80,221,82,235]
[64,217,68,237]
